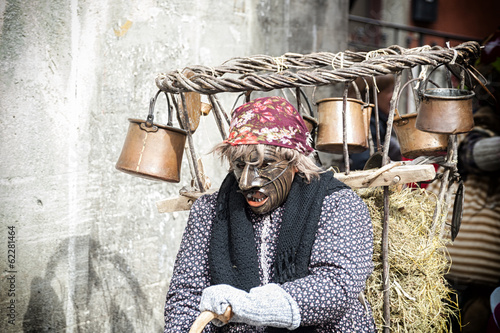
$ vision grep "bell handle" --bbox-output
[420,64,444,96]
[393,77,424,120]
[358,76,371,108]
[298,87,314,117]
[147,90,173,128]
[294,87,314,119]
[245,90,252,103]
[393,73,447,119]
[419,62,469,97]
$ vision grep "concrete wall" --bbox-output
[380,0,411,46]
[0,0,347,332]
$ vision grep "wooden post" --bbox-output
[342,82,350,174]
[439,135,459,238]
[296,87,301,114]
[212,94,231,125]
[382,186,391,332]
[208,94,227,140]
[372,78,382,152]
[382,72,402,166]
[430,134,458,238]
[179,93,205,193]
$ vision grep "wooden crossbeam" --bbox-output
[156,164,436,213]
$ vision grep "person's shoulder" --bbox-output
[323,186,357,202]
[316,170,353,193]
[321,181,364,209]
[190,190,219,211]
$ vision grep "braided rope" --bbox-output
[155,41,481,95]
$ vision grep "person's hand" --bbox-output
[199,283,301,329]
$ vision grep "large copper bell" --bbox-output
[316,97,367,153]
[115,90,187,182]
[394,113,449,158]
[416,65,474,134]
[393,79,449,159]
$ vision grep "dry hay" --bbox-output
[356,186,458,332]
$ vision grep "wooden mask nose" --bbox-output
[238,164,260,191]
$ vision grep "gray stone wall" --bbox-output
[0,1,347,331]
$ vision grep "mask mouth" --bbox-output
[239,189,269,207]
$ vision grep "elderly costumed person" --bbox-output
[164,96,375,332]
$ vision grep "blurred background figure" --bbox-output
[441,27,500,333]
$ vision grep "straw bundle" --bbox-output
[357,186,457,332]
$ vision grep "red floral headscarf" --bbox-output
[223,96,314,155]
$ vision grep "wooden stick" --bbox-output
[382,186,391,332]
[439,135,459,239]
[208,94,227,140]
[189,311,215,333]
[296,87,301,115]
[213,94,231,125]
[189,306,233,333]
[372,80,381,152]
[342,82,350,174]
[362,162,401,186]
[430,134,457,239]
[364,81,375,156]
[180,93,205,193]
[382,72,402,166]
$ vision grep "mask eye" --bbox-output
[233,160,246,173]
[260,159,284,171]
[260,157,279,169]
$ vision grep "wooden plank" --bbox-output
[332,163,436,188]
[156,189,216,213]
[156,164,436,213]
[156,196,194,213]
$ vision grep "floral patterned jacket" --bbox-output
[164,187,375,332]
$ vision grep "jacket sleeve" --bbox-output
[458,127,499,175]
[164,193,218,333]
[280,188,374,327]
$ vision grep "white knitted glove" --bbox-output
[199,283,301,330]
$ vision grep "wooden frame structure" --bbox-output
[153,41,483,331]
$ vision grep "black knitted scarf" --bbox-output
[209,170,349,291]
[209,171,349,332]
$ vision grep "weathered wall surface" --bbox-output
[0,0,347,331]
